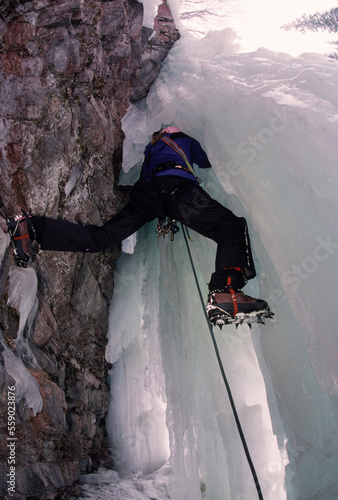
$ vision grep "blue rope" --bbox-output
[181,224,264,500]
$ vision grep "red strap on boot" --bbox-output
[227,277,238,316]
[13,234,29,240]
[14,234,29,240]
[229,288,238,316]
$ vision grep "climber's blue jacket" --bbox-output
[140,132,212,184]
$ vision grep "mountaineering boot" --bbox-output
[5,211,36,266]
[206,290,273,327]
[206,269,273,327]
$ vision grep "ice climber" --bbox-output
[1,126,273,326]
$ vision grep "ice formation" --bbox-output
[6,266,39,347]
[82,3,338,500]
[1,265,42,415]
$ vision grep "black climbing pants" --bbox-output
[31,177,256,289]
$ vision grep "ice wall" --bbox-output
[106,223,286,500]
[106,224,170,476]
[105,29,338,500]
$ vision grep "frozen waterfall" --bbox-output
[79,5,338,500]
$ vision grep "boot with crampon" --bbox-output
[206,269,273,328]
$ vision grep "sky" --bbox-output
[175,0,338,57]
[234,0,338,55]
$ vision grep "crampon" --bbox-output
[206,289,274,329]
[6,211,36,267]
[207,305,274,329]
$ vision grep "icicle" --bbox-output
[7,266,38,348]
[2,266,42,415]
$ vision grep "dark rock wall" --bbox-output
[0,1,179,498]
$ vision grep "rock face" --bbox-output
[0,1,179,498]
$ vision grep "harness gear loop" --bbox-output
[156,217,179,240]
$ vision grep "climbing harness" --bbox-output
[181,224,265,500]
[160,137,201,184]
[161,137,195,175]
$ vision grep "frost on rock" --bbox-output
[0,222,10,291]
[0,336,43,416]
[65,162,83,197]
[79,467,119,485]
[78,465,171,500]
[2,265,42,415]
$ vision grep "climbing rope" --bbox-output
[181,224,264,500]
